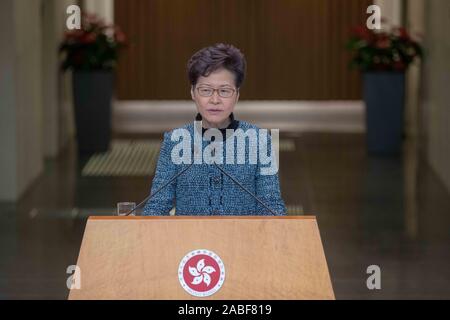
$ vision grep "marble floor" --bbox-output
[0,130,449,299]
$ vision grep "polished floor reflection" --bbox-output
[0,133,449,299]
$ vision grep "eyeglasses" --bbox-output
[195,86,237,98]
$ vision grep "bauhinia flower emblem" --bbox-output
[189,258,216,287]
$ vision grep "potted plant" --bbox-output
[60,13,126,155]
[347,25,422,154]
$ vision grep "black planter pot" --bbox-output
[363,72,405,155]
[72,70,113,155]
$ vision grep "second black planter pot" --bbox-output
[363,72,406,155]
[72,70,113,156]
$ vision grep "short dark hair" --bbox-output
[187,43,246,88]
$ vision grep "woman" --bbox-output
[143,43,286,216]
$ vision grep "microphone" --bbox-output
[124,139,282,216]
[124,146,200,216]
[209,147,281,216]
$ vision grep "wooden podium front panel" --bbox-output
[69,216,334,300]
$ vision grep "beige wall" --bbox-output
[42,0,76,158]
[0,0,76,201]
[0,0,44,201]
[0,0,18,201]
[376,0,421,139]
[84,0,114,24]
[14,0,44,199]
[404,0,425,139]
[377,0,450,194]
[374,0,403,27]
[422,0,450,193]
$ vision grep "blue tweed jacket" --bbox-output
[143,118,286,216]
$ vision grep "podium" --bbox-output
[68,216,334,300]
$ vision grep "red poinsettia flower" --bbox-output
[351,25,374,43]
[395,27,410,41]
[59,13,127,71]
[80,32,97,44]
[346,23,423,72]
[375,33,391,49]
[114,27,127,44]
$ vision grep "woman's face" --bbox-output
[191,68,239,128]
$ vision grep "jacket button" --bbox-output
[212,176,221,185]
